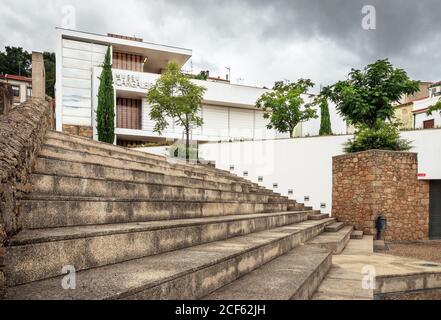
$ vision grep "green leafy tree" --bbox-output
[317,97,333,136]
[194,70,210,81]
[322,59,419,152]
[96,47,115,144]
[344,122,412,153]
[0,47,56,97]
[256,79,318,138]
[0,46,31,76]
[147,62,206,161]
[323,59,420,130]
[43,52,56,97]
[427,99,441,117]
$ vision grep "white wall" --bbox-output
[60,39,107,127]
[196,129,441,214]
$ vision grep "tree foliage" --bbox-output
[194,70,210,81]
[318,97,333,136]
[322,59,420,130]
[43,52,56,98]
[147,62,206,160]
[321,59,417,153]
[0,46,31,76]
[344,122,412,153]
[427,99,441,116]
[96,47,115,144]
[256,79,318,138]
[0,46,56,97]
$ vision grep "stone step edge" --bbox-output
[18,195,299,206]
[46,132,244,181]
[5,218,335,300]
[8,211,317,246]
[30,173,288,202]
[42,142,250,181]
[43,136,254,185]
[308,226,354,255]
[325,222,345,232]
[203,245,332,300]
[33,162,281,198]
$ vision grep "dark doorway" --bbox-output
[429,180,441,239]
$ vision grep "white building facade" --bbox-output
[56,28,348,145]
[413,82,441,129]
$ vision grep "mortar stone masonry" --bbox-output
[332,150,430,241]
[0,98,52,298]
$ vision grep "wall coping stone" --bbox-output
[333,150,417,161]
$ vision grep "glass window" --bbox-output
[12,85,20,97]
[27,87,32,97]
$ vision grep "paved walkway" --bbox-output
[313,236,441,300]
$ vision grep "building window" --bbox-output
[27,87,32,97]
[12,85,20,97]
[424,119,435,129]
[116,97,142,130]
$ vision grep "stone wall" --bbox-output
[332,150,430,241]
[63,124,93,139]
[0,98,52,298]
[0,83,13,116]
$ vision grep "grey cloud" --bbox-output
[0,0,440,87]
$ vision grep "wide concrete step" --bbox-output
[325,222,345,233]
[5,218,334,300]
[45,131,256,186]
[308,226,354,254]
[19,196,310,229]
[40,143,248,187]
[29,174,287,203]
[6,211,315,286]
[308,213,330,221]
[203,245,332,300]
[34,157,275,196]
[351,230,364,240]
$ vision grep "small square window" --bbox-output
[273,183,278,189]
[12,86,20,97]
[243,171,248,177]
[258,176,263,182]
[288,190,294,195]
[304,196,310,202]
[229,166,235,171]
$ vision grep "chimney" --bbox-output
[32,52,45,99]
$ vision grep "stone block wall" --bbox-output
[0,98,52,298]
[63,124,93,139]
[332,150,430,241]
[0,83,13,116]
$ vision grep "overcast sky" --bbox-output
[1,0,440,91]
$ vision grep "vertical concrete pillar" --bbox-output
[32,52,45,99]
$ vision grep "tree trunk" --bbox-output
[289,129,294,139]
[185,128,190,162]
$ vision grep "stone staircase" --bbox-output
[3,131,359,300]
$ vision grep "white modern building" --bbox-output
[55,28,347,145]
[413,82,441,129]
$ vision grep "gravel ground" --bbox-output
[381,241,441,300]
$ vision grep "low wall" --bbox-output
[332,151,430,241]
[0,98,52,298]
[195,130,441,214]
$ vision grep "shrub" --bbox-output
[344,122,412,153]
[168,145,199,160]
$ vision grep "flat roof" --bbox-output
[57,28,192,70]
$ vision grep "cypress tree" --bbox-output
[319,98,333,136]
[96,47,115,143]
